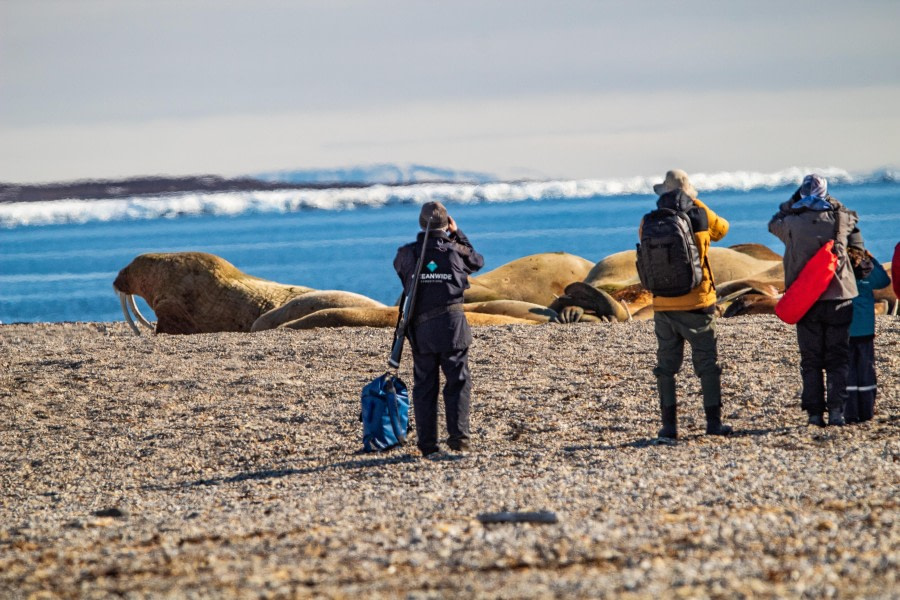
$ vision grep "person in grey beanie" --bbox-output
[393,202,484,457]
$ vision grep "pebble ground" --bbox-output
[1,317,897,598]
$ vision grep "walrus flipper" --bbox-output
[562,282,629,322]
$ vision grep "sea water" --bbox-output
[1,173,897,324]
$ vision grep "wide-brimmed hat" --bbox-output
[419,201,449,230]
[652,169,697,198]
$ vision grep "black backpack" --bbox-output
[636,208,703,297]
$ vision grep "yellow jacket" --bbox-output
[639,197,729,311]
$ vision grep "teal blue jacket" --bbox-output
[850,258,890,338]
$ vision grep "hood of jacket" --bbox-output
[781,193,844,215]
[656,190,695,212]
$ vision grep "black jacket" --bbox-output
[393,229,484,353]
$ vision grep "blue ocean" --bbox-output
[1,168,897,324]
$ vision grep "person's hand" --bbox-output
[447,215,458,234]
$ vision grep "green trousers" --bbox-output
[653,310,722,408]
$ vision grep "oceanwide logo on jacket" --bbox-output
[420,260,452,282]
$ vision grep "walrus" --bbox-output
[874,262,896,303]
[569,246,786,321]
[717,260,897,318]
[875,299,899,316]
[611,283,654,319]
[281,306,535,329]
[632,304,655,320]
[728,243,783,262]
[465,252,595,306]
[461,300,559,323]
[713,261,786,317]
[716,279,781,300]
[113,252,313,334]
[251,290,386,332]
[583,247,782,292]
[722,293,780,318]
[581,250,641,292]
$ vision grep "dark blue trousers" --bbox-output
[845,335,877,422]
[411,347,471,455]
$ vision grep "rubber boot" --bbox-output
[658,404,677,439]
[656,375,677,439]
[704,404,733,436]
[807,413,826,427]
[699,371,723,408]
[827,407,845,427]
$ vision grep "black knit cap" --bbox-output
[419,201,449,230]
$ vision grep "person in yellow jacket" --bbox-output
[639,169,732,440]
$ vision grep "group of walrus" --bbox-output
[112,245,897,335]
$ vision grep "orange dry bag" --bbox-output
[775,240,837,324]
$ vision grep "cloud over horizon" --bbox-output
[2,0,899,183]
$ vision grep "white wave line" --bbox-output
[0,166,896,228]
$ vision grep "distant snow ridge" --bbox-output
[1,167,896,227]
[253,163,498,185]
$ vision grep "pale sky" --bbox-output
[2,0,899,183]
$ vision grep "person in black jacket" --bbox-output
[394,202,484,457]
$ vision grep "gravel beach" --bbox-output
[1,317,898,598]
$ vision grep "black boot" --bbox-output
[704,405,733,436]
[807,412,826,427]
[656,374,677,440]
[700,371,723,409]
[827,407,845,427]
[658,403,677,439]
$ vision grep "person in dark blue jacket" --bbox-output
[394,202,484,457]
[844,231,891,423]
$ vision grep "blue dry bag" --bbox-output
[360,373,409,452]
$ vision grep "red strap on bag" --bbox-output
[775,240,838,324]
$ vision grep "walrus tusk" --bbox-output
[118,291,141,336]
[716,287,754,305]
[621,299,632,322]
[892,299,899,317]
[126,294,154,329]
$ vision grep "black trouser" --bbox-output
[845,335,877,422]
[796,299,853,415]
[411,347,471,454]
